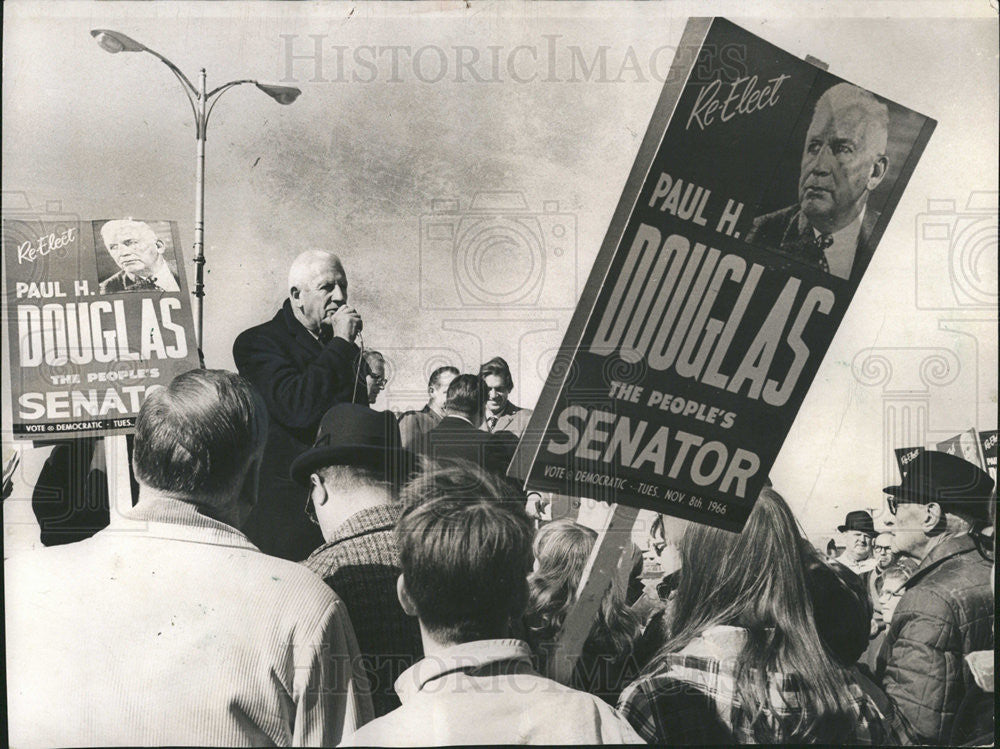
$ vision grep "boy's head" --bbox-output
[395,460,534,644]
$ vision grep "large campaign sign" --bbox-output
[3,217,200,439]
[510,18,935,531]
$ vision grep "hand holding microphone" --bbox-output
[327,304,363,344]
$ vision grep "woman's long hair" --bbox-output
[650,488,858,743]
[525,520,641,661]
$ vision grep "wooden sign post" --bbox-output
[545,502,639,684]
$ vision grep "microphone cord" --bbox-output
[352,331,365,405]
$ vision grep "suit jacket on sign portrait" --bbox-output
[99,268,178,294]
[746,204,880,282]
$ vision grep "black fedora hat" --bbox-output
[837,510,877,537]
[883,450,995,521]
[290,404,415,486]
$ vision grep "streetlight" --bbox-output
[91,29,301,355]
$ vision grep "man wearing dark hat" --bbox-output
[834,510,878,576]
[877,451,995,746]
[295,404,423,719]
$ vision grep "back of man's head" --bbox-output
[444,374,486,422]
[134,369,266,503]
[396,461,533,643]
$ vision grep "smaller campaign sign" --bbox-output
[936,428,986,470]
[894,446,925,479]
[3,218,201,439]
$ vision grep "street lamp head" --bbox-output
[255,83,302,105]
[91,29,148,54]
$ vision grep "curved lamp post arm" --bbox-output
[140,47,199,100]
[204,80,256,129]
[91,28,301,358]
[90,30,200,125]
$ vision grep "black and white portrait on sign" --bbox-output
[748,76,931,283]
[95,218,182,293]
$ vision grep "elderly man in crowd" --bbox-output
[397,365,458,451]
[479,356,533,438]
[234,249,366,561]
[834,510,878,576]
[98,218,181,293]
[878,450,995,745]
[5,369,372,746]
[748,82,889,281]
[340,461,643,745]
[296,404,423,718]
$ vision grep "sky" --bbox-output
[2,1,997,544]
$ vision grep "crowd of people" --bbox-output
[6,248,996,746]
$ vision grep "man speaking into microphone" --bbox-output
[234,250,366,561]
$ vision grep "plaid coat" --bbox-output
[618,625,898,744]
[303,503,423,718]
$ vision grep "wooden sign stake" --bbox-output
[545,502,640,685]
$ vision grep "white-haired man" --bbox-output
[748,83,890,281]
[234,249,367,561]
[878,451,994,745]
[6,369,373,746]
[98,219,181,293]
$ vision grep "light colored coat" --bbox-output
[340,639,643,746]
[5,496,373,747]
[480,402,533,439]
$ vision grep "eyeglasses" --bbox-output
[874,545,893,552]
[304,493,319,526]
[886,496,920,516]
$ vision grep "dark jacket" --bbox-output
[233,300,366,561]
[423,416,519,478]
[397,404,443,453]
[746,204,880,283]
[876,534,993,745]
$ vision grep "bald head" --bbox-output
[288,250,349,335]
[288,250,345,293]
[799,82,890,233]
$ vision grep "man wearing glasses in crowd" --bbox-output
[363,350,388,406]
[865,532,898,600]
